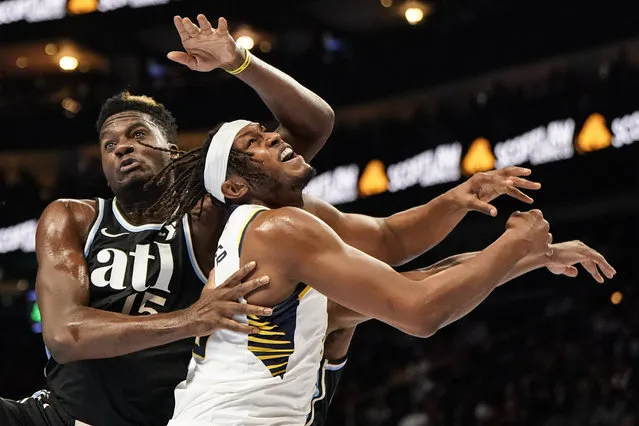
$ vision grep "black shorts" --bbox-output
[306,356,347,426]
[0,390,74,426]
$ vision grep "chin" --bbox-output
[295,165,317,189]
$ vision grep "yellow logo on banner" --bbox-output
[461,138,495,176]
[358,160,388,197]
[576,113,612,153]
[68,0,98,15]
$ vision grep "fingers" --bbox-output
[167,51,196,69]
[217,17,228,33]
[588,249,616,279]
[219,301,272,318]
[197,14,214,33]
[499,166,532,177]
[562,266,579,277]
[182,17,201,38]
[214,261,257,289]
[469,199,498,217]
[507,176,542,191]
[582,260,604,284]
[504,185,534,204]
[217,318,260,335]
[173,15,189,41]
[229,276,270,299]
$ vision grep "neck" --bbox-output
[247,193,304,210]
[114,184,168,225]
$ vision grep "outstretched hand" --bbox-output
[168,14,245,72]
[456,167,541,217]
[545,240,616,283]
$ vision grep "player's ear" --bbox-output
[168,144,180,160]
[221,177,249,201]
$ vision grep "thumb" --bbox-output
[167,51,197,69]
[468,199,498,217]
[561,266,579,277]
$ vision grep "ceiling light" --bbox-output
[236,35,255,51]
[59,56,79,71]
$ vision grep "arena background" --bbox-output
[0,0,638,425]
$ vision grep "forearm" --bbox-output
[47,307,193,363]
[405,251,548,287]
[382,190,467,265]
[230,53,334,159]
[412,234,527,334]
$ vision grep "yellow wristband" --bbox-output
[226,49,251,75]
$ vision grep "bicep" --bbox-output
[35,203,90,337]
[283,218,421,334]
[303,195,392,262]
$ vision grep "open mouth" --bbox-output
[279,146,296,162]
[119,157,140,172]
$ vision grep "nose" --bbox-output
[114,141,135,158]
[266,132,281,148]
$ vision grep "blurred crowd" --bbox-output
[2,49,639,228]
[327,272,637,426]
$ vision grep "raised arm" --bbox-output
[249,207,552,338]
[328,240,615,332]
[304,167,541,266]
[36,200,270,364]
[167,14,334,160]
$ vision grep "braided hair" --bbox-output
[144,123,269,224]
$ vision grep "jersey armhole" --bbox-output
[83,198,105,257]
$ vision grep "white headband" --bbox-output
[203,119,252,203]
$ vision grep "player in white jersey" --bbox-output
[143,119,583,425]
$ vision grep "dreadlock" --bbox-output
[144,123,270,225]
[97,91,178,145]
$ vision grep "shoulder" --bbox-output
[249,206,334,251]
[38,198,97,239]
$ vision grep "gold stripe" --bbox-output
[248,346,294,353]
[248,320,273,327]
[258,330,286,336]
[247,314,259,320]
[248,336,291,345]
[271,368,287,376]
[298,285,312,300]
[257,354,291,360]
[267,361,288,370]
[192,352,204,360]
[237,208,266,246]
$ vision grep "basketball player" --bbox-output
[147,120,612,425]
[0,14,336,426]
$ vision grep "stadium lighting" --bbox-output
[44,43,58,56]
[59,55,79,71]
[236,35,255,51]
[402,1,430,25]
[16,56,28,68]
[405,7,424,24]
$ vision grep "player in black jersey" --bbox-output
[0,14,335,426]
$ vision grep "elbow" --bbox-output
[43,327,81,364]
[404,301,446,339]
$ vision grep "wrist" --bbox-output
[222,45,248,72]
[442,188,469,213]
[173,308,198,338]
[499,230,532,260]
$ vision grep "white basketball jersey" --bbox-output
[170,204,328,426]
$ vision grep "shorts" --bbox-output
[0,390,75,426]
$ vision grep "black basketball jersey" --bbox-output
[44,197,207,426]
[306,356,347,426]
